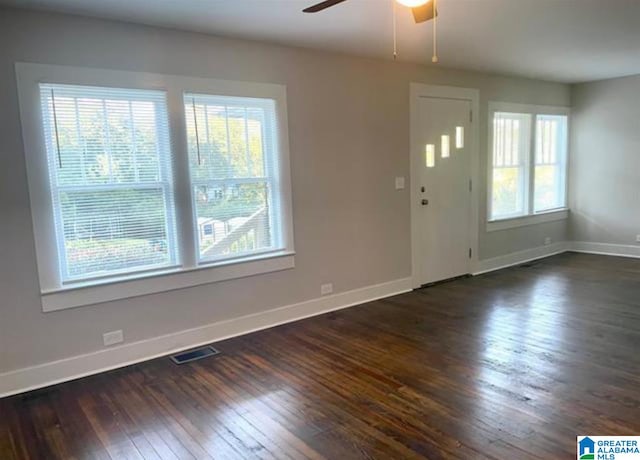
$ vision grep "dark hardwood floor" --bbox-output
[2,252,640,459]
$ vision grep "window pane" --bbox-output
[185,93,281,263]
[60,188,171,278]
[194,182,272,261]
[185,99,268,181]
[42,92,164,187]
[534,165,560,211]
[492,167,525,218]
[425,144,435,168]
[455,126,464,149]
[441,135,450,158]
[534,115,567,212]
[491,112,531,220]
[40,84,176,282]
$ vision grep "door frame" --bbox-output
[409,83,480,289]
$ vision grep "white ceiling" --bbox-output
[4,0,640,83]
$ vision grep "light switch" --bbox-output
[395,176,405,190]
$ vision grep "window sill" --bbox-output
[486,208,569,232]
[41,251,295,312]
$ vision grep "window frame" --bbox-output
[39,84,180,283]
[533,114,569,213]
[489,111,533,221]
[486,101,570,232]
[16,63,295,312]
[183,94,284,265]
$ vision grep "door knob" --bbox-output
[421,199,429,206]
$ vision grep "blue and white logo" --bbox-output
[577,436,640,460]
[579,437,595,459]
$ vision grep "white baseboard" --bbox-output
[0,277,412,398]
[473,241,569,275]
[4,239,639,399]
[472,239,640,277]
[568,241,640,259]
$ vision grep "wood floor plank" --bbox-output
[2,252,640,459]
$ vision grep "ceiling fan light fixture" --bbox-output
[396,0,430,7]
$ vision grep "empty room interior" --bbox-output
[1,0,640,458]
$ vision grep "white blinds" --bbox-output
[534,114,567,212]
[492,112,531,168]
[39,84,177,282]
[184,93,281,263]
[491,112,532,220]
[535,115,565,165]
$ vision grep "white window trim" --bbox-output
[16,62,295,312]
[486,208,569,232]
[184,93,284,265]
[486,101,570,232]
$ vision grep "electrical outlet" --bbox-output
[103,330,124,347]
[544,237,552,246]
[320,283,333,296]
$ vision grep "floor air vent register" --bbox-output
[170,346,220,364]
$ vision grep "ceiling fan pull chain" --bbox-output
[432,0,438,63]
[393,0,398,60]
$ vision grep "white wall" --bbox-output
[570,74,640,246]
[0,8,570,377]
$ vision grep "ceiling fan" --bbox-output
[303,0,436,24]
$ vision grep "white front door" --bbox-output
[416,96,473,285]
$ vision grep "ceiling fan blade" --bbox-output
[303,0,349,13]
[412,3,437,23]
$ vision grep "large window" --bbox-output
[39,84,177,282]
[185,94,281,263]
[488,102,569,226]
[490,112,532,219]
[17,63,294,311]
[534,115,568,213]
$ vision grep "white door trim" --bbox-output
[409,83,480,289]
